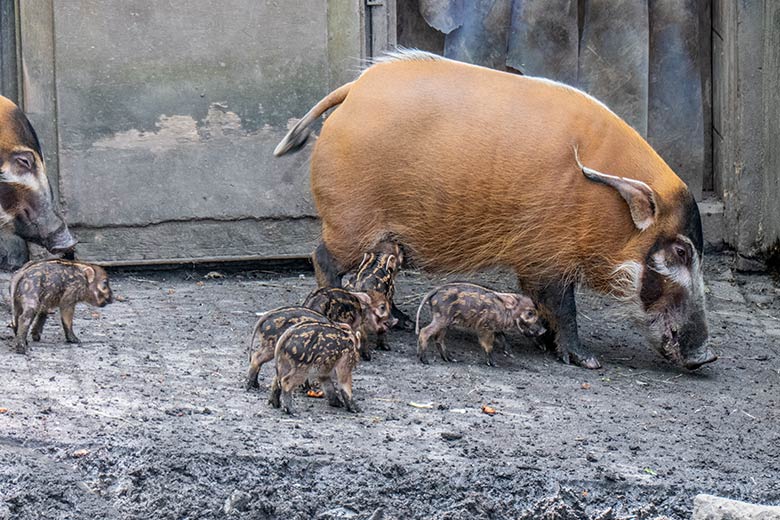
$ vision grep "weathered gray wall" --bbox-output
[713,0,780,268]
[18,0,362,264]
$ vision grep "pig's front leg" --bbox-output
[535,281,601,369]
[59,303,80,344]
[390,303,414,331]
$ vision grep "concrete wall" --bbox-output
[18,0,362,264]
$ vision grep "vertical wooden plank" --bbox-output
[18,0,60,202]
[760,0,780,250]
[369,0,397,56]
[699,0,713,192]
[0,0,19,103]
[328,0,365,90]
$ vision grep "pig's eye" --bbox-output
[673,244,690,265]
[14,153,34,171]
[524,310,536,320]
[378,304,387,313]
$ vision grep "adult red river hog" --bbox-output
[274,50,714,371]
[0,95,76,254]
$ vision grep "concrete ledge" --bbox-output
[692,494,780,520]
[699,197,725,251]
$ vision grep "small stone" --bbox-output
[692,494,780,520]
[223,489,251,515]
[441,432,463,441]
[586,452,599,462]
[706,281,746,304]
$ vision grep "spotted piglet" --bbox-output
[303,287,396,361]
[10,259,113,354]
[415,282,544,366]
[268,321,361,415]
[343,248,402,350]
[245,306,332,389]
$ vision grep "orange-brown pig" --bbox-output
[274,50,713,371]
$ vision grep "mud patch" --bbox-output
[0,252,778,519]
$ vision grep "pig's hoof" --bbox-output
[377,344,391,351]
[346,403,361,413]
[361,351,372,362]
[31,334,41,342]
[66,336,81,344]
[418,355,429,365]
[12,343,27,355]
[566,351,602,369]
[283,408,297,417]
[245,378,259,391]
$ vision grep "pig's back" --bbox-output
[311,55,685,281]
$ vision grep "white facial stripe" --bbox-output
[609,260,642,298]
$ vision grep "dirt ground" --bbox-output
[0,251,778,520]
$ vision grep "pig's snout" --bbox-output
[45,225,78,256]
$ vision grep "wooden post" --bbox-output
[713,0,780,269]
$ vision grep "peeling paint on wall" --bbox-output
[92,102,277,152]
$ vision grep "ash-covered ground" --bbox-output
[0,252,778,520]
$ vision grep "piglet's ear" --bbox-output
[575,149,657,230]
[497,293,517,309]
[82,266,95,284]
[353,291,371,307]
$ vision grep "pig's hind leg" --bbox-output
[30,311,49,342]
[279,370,308,416]
[319,373,343,408]
[246,338,275,390]
[12,308,35,354]
[333,357,360,413]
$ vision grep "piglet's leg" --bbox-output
[267,376,282,408]
[536,281,601,369]
[334,358,359,413]
[279,377,297,416]
[246,340,275,390]
[417,323,436,364]
[375,330,390,351]
[319,374,343,408]
[12,308,35,354]
[433,329,453,363]
[59,304,80,344]
[30,311,49,342]
[477,330,497,367]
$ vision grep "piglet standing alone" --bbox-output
[303,286,396,360]
[415,282,544,366]
[245,306,330,389]
[10,259,113,354]
[268,321,361,415]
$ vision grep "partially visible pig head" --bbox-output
[581,161,714,370]
[496,292,546,336]
[0,96,76,255]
